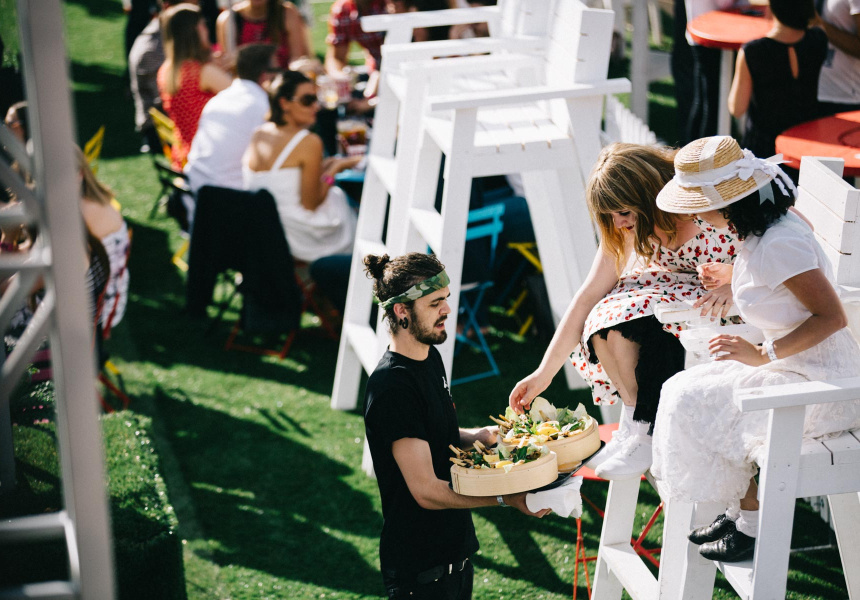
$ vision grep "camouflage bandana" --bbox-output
[377,270,450,310]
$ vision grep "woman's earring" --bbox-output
[399,317,409,330]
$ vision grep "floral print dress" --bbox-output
[570,220,739,406]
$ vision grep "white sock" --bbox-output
[725,506,740,522]
[619,404,635,435]
[735,509,758,538]
[623,404,651,437]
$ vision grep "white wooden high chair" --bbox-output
[591,156,860,600]
[331,0,630,419]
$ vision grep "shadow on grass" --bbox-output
[70,61,139,159]
[66,0,124,19]
[154,387,382,596]
[118,221,343,396]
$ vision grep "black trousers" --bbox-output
[384,560,473,600]
[671,0,694,145]
[686,45,723,143]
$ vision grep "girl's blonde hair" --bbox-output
[161,3,210,95]
[587,143,679,273]
[75,145,114,206]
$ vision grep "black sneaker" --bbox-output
[688,513,736,545]
[698,528,755,563]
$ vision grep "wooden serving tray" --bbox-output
[546,418,601,473]
[450,451,558,496]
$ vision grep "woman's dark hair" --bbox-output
[264,0,288,49]
[720,179,794,240]
[268,69,311,125]
[770,0,815,30]
[364,252,446,329]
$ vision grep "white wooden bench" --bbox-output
[592,156,860,600]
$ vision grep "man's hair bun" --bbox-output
[363,254,391,280]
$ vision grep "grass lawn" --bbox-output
[3,0,849,597]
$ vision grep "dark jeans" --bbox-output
[671,0,694,145]
[384,560,473,600]
[686,44,722,143]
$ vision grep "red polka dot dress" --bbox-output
[157,60,215,169]
[570,220,739,407]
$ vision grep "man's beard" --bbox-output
[408,310,447,345]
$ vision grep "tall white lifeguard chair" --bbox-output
[331,1,629,439]
[591,156,860,600]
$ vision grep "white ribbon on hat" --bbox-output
[672,149,797,198]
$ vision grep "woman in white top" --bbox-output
[243,70,359,263]
[651,136,860,563]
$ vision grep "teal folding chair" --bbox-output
[452,202,505,386]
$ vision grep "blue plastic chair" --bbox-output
[452,202,506,386]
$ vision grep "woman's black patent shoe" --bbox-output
[698,528,755,562]
[688,514,736,545]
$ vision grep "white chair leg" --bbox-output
[750,406,805,599]
[662,501,720,600]
[592,477,640,600]
[829,491,860,599]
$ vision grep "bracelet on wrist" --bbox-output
[763,339,778,362]
[0,241,19,252]
[321,174,335,186]
[496,495,508,508]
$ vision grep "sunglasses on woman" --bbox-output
[293,94,319,107]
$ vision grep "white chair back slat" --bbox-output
[554,2,615,84]
[796,187,856,255]
[796,157,860,288]
[545,1,614,134]
[497,0,550,37]
[797,157,859,224]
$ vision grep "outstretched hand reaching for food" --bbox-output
[508,371,551,414]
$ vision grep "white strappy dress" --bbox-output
[243,129,356,263]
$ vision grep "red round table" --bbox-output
[687,8,773,50]
[775,111,860,176]
[686,9,772,136]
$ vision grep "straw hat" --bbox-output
[656,136,795,214]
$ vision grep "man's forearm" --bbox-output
[459,426,497,448]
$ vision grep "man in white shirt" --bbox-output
[815,0,860,115]
[185,43,277,194]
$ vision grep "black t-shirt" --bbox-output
[364,346,479,576]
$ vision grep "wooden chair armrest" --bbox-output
[839,284,860,302]
[361,6,499,33]
[381,36,544,64]
[734,376,860,412]
[653,301,740,323]
[400,53,540,77]
[427,79,631,111]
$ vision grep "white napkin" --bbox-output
[525,476,583,518]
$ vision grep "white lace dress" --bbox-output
[651,211,860,508]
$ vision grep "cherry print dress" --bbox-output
[157,60,215,169]
[570,220,739,423]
